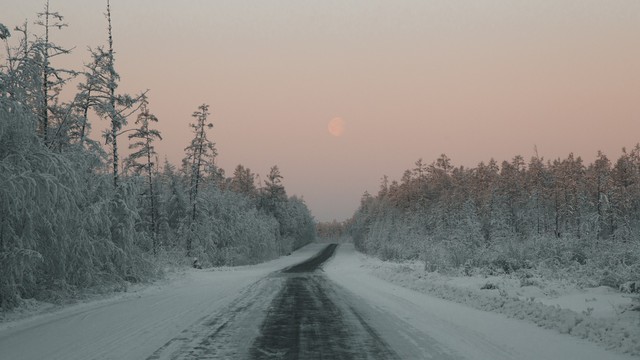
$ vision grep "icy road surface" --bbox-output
[0,243,635,359]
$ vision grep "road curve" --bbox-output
[281,243,338,273]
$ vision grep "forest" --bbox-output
[0,3,315,310]
[348,152,640,288]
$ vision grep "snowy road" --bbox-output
[0,243,635,359]
[147,244,399,359]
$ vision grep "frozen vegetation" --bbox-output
[1,243,635,359]
[346,154,640,290]
[351,249,640,355]
[0,5,314,312]
[332,151,640,355]
[2,2,639,358]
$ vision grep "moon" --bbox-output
[328,117,345,137]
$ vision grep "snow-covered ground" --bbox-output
[326,244,640,357]
[0,242,637,359]
[0,244,325,360]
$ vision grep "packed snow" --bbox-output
[1,242,637,360]
[0,244,325,360]
[329,244,640,357]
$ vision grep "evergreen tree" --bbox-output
[182,103,216,254]
[126,99,162,253]
[35,0,75,147]
[260,165,287,215]
[86,1,146,187]
[2,21,43,122]
[230,164,257,198]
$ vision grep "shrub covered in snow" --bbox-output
[348,154,640,291]
[363,255,640,355]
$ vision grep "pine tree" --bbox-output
[126,98,162,253]
[35,0,75,147]
[182,103,216,254]
[84,0,146,187]
[261,165,286,214]
[588,151,612,239]
[230,164,257,198]
[2,21,43,122]
[161,159,187,242]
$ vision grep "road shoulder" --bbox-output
[324,243,637,360]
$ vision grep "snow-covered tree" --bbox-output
[34,0,76,147]
[182,103,216,254]
[347,151,640,284]
[86,0,146,187]
[126,99,162,253]
[230,164,257,199]
[1,21,44,122]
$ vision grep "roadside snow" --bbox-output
[324,243,639,359]
[438,273,634,319]
[537,286,633,319]
[0,243,325,360]
[3,242,637,360]
[0,269,186,333]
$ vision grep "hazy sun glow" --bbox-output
[328,117,345,137]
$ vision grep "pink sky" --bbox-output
[4,0,640,221]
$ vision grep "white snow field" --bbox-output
[340,244,640,356]
[0,244,325,360]
[0,243,636,360]
[324,244,638,359]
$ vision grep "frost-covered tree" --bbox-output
[0,23,9,40]
[0,3,75,149]
[255,166,317,254]
[259,166,287,238]
[0,95,153,309]
[0,7,321,310]
[230,164,257,198]
[587,151,613,239]
[126,99,162,253]
[261,165,286,212]
[348,151,640,285]
[182,103,216,254]
[158,159,187,248]
[1,21,44,121]
[86,0,146,187]
[34,0,75,146]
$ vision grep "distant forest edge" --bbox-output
[0,4,314,310]
[344,152,640,289]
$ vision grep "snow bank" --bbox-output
[350,247,640,356]
[0,243,326,360]
[0,243,325,329]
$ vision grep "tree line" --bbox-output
[348,152,640,287]
[0,1,315,310]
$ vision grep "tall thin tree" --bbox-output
[82,0,146,187]
[126,98,162,253]
[35,0,74,146]
[182,103,216,254]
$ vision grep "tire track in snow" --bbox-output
[148,244,401,359]
[249,244,400,359]
[145,276,281,359]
